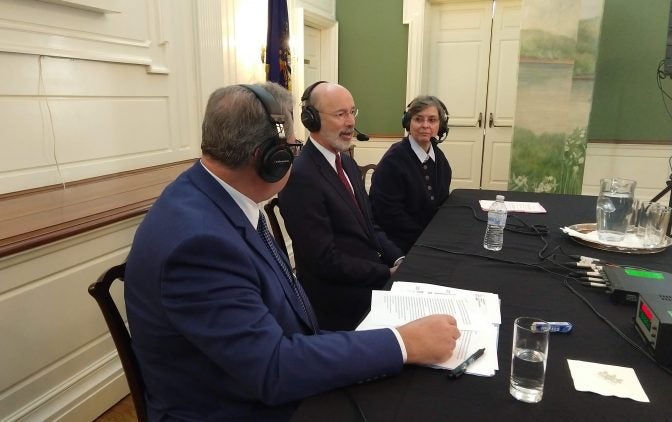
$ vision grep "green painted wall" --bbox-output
[336,0,407,136]
[589,0,672,141]
[336,0,672,141]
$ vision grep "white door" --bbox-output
[427,0,521,190]
[303,25,322,88]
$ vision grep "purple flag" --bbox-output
[266,0,291,89]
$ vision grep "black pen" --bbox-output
[447,348,485,379]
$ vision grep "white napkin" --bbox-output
[560,227,646,248]
[567,359,650,403]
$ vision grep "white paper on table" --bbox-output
[567,359,650,403]
[357,289,499,375]
[358,290,488,330]
[392,281,501,324]
[479,200,546,213]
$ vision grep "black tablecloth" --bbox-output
[293,189,672,422]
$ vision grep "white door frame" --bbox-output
[403,0,428,104]
[404,0,519,190]
[290,4,338,136]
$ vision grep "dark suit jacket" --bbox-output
[370,138,451,253]
[124,162,403,421]
[278,140,403,331]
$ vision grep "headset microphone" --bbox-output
[354,127,369,141]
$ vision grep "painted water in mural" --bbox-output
[508,0,604,194]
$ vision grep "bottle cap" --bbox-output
[496,195,505,201]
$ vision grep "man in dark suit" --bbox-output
[124,82,460,421]
[279,81,405,331]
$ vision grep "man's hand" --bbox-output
[397,315,460,365]
[389,264,401,277]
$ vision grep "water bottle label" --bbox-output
[488,212,507,226]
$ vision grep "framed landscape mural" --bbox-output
[509,0,604,194]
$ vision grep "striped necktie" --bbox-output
[335,153,360,209]
[257,212,318,333]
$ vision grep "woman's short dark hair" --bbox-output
[407,95,448,122]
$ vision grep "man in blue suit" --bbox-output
[124,82,460,421]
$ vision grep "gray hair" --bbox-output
[407,95,448,122]
[201,82,294,168]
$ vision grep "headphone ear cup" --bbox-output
[437,98,449,140]
[438,120,448,139]
[401,110,410,131]
[301,105,321,132]
[258,137,294,182]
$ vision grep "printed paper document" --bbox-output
[357,281,500,376]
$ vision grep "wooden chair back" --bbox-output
[88,262,148,422]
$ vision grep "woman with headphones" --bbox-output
[369,95,453,253]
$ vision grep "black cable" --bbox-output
[342,387,368,422]
[415,243,577,281]
[427,203,672,374]
[656,59,672,120]
[562,277,672,376]
[439,204,550,236]
[414,243,672,376]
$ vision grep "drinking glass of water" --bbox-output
[642,202,672,247]
[509,317,550,403]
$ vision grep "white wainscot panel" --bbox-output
[0,51,40,94]
[0,218,140,421]
[40,55,169,97]
[0,99,55,170]
[352,138,394,165]
[439,140,476,181]
[583,142,671,203]
[490,141,511,182]
[0,0,171,73]
[51,97,170,160]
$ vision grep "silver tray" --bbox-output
[565,223,672,254]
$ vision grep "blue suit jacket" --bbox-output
[278,140,403,331]
[124,162,402,421]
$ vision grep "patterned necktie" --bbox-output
[257,212,318,333]
[335,153,360,209]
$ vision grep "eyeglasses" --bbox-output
[317,108,359,120]
[411,116,440,125]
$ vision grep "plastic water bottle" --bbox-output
[483,195,507,251]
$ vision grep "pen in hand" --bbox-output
[447,348,485,379]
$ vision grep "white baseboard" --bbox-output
[3,354,128,422]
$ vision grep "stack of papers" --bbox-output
[357,281,500,377]
[479,200,546,213]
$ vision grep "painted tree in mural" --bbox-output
[509,0,603,194]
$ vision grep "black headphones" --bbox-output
[401,96,450,142]
[240,84,294,183]
[300,80,327,132]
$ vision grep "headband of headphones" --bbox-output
[300,80,327,132]
[240,84,294,182]
[242,84,286,132]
